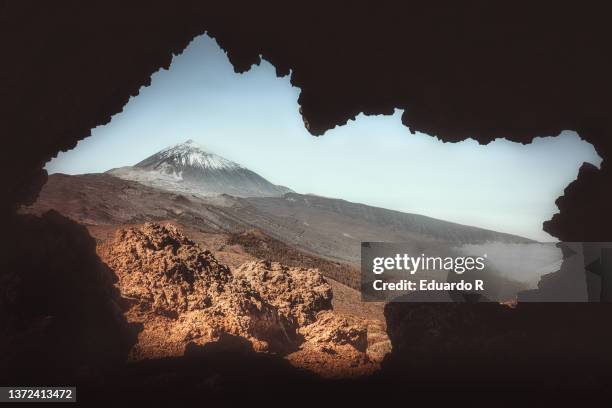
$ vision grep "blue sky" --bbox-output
[46,35,601,242]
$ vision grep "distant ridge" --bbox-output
[28,173,536,288]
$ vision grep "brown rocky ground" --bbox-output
[88,222,386,323]
[97,222,390,378]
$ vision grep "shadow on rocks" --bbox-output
[0,210,136,386]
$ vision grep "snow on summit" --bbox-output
[153,139,242,171]
[107,139,293,198]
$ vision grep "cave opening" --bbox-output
[44,34,601,243]
[5,4,612,400]
[25,32,604,307]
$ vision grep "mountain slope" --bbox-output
[27,174,532,266]
[224,193,534,263]
[107,139,292,197]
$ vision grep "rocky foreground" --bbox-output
[98,222,389,378]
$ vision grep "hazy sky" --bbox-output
[46,35,601,242]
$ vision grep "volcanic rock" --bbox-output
[287,311,374,378]
[99,223,286,357]
[98,222,382,377]
[233,260,333,327]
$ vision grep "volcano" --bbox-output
[107,139,293,197]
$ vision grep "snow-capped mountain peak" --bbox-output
[151,139,242,171]
[106,139,294,198]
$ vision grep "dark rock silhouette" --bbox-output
[544,162,612,242]
[0,211,135,385]
[383,301,612,397]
